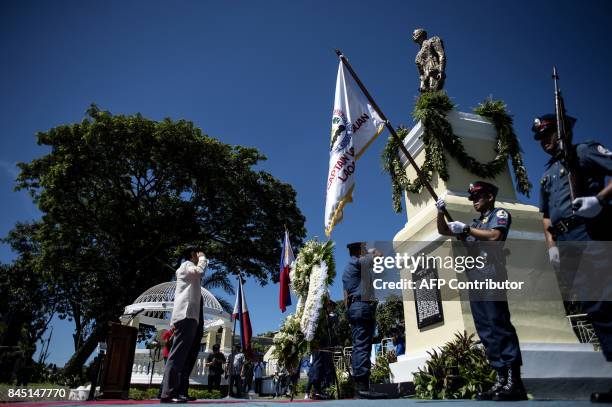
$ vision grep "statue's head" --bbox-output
[412,28,427,43]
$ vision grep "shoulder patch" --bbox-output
[496,209,508,219]
[597,144,612,156]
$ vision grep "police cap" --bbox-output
[347,242,366,253]
[532,114,576,140]
[467,181,498,201]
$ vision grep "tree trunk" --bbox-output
[62,322,109,377]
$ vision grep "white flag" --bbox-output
[324,61,385,237]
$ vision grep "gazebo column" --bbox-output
[220,323,233,353]
[205,329,215,352]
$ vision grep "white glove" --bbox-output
[548,246,560,269]
[436,198,446,212]
[572,196,602,218]
[447,221,467,234]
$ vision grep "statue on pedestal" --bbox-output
[412,28,446,93]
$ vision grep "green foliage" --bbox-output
[382,92,532,212]
[332,300,352,347]
[370,350,397,384]
[6,105,306,376]
[413,331,495,400]
[272,314,306,371]
[252,340,272,355]
[375,294,404,341]
[328,369,354,399]
[0,253,54,383]
[128,387,221,400]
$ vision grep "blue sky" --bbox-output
[1,1,611,366]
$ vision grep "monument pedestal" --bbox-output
[388,111,610,397]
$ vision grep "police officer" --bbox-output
[436,181,526,401]
[342,242,386,399]
[532,114,612,403]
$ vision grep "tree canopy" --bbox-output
[6,105,306,376]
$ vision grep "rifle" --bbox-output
[552,66,581,201]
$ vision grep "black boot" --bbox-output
[354,377,388,399]
[493,365,527,401]
[477,369,507,401]
[591,389,612,403]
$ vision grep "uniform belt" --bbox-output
[548,216,586,238]
[348,296,376,305]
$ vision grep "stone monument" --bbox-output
[387,110,612,397]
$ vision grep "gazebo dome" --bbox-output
[123,281,229,326]
[132,282,224,313]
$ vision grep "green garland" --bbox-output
[382,91,532,213]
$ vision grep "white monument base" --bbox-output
[390,343,612,383]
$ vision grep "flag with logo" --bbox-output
[279,230,294,312]
[325,61,385,237]
[232,278,252,356]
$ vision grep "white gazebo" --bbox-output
[122,282,233,385]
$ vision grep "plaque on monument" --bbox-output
[412,267,444,329]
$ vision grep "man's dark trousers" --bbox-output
[179,317,204,396]
[347,301,376,382]
[208,374,221,392]
[161,318,198,399]
[254,377,262,395]
[228,374,242,397]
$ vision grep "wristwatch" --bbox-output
[461,225,471,237]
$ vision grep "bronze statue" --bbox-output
[413,28,446,93]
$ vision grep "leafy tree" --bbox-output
[375,294,404,341]
[333,300,352,347]
[256,330,277,338]
[9,105,306,376]
[0,223,56,383]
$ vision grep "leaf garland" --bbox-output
[274,240,336,370]
[382,91,532,213]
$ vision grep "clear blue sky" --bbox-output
[1,1,611,366]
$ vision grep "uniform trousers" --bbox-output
[468,265,522,370]
[161,318,198,399]
[470,300,522,370]
[347,301,376,381]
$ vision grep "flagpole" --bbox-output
[335,49,455,223]
[226,277,239,398]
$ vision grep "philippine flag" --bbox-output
[232,278,252,356]
[279,230,294,313]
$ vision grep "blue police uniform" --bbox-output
[539,141,612,360]
[465,207,522,370]
[539,141,612,241]
[342,255,376,382]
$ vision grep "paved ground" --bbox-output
[8,398,605,407]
